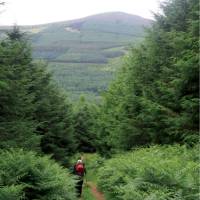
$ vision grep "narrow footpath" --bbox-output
[86,182,105,200]
[81,153,106,200]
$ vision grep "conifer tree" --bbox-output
[0,28,76,163]
[97,0,199,152]
[73,96,97,152]
[0,27,40,150]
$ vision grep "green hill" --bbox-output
[0,12,152,100]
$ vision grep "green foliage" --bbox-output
[96,0,199,152]
[0,149,77,200]
[0,28,40,151]
[29,62,76,164]
[97,145,199,200]
[82,153,105,200]
[0,4,199,199]
[73,97,98,152]
[0,28,76,164]
[0,185,24,200]
[82,185,96,200]
[83,153,105,183]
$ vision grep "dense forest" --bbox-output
[0,0,199,199]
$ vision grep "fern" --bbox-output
[97,145,199,200]
[0,149,77,200]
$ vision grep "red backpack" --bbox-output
[75,163,84,175]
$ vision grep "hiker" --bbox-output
[73,158,86,197]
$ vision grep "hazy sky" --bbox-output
[0,0,164,25]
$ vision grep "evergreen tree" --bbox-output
[73,96,97,152]
[0,28,40,150]
[0,28,76,164]
[97,0,199,152]
[26,61,76,164]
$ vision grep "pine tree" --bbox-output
[97,0,199,152]
[73,96,97,152]
[0,28,76,163]
[0,27,40,150]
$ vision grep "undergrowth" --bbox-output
[97,145,199,200]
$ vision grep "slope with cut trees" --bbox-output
[0,12,152,100]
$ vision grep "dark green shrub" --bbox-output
[0,149,77,200]
[97,145,199,200]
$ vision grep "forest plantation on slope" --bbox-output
[0,12,152,100]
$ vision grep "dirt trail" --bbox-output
[86,181,105,200]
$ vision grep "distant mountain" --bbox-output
[0,12,153,100]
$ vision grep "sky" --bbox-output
[0,0,164,25]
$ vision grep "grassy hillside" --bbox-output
[0,12,152,100]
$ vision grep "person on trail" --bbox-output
[73,158,86,197]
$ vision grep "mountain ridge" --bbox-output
[0,12,152,101]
